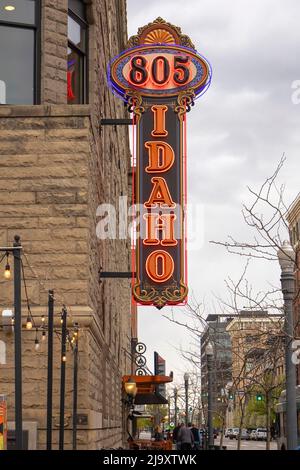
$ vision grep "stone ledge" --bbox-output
[0,105,91,118]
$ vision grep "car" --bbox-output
[249,429,257,440]
[236,428,250,440]
[256,428,267,441]
[225,428,233,438]
[229,428,240,439]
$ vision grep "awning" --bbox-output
[123,374,173,405]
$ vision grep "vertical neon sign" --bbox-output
[108,18,211,308]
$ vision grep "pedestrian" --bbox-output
[172,423,181,450]
[154,425,164,441]
[177,423,194,451]
[190,423,201,450]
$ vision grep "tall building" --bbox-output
[226,311,284,427]
[0,0,133,449]
[286,193,300,385]
[200,314,232,426]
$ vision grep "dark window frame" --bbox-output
[0,0,41,104]
[67,7,88,104]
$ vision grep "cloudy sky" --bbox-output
[126,0,300,384]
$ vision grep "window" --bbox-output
[68,0,88,104]
[0,0,40,104]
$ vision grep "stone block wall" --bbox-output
[0,0,132,450]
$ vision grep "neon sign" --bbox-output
[108,18,211,308]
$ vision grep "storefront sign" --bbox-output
[108,18,211,308]
[0,395,7,450]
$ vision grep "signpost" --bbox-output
[154,351,166,397]
[134,342,147,375]
[109,18,211,308]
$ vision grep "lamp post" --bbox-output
[124,377,137,440]
[72,325,79,450]
[184,372,189,426]
[277,240,298,450]
[124,377,137,403]
[59,306,67,451]
[206,342,214,450]
[46,290,54,450]
[1,236,23,449]
[174,387,178,427]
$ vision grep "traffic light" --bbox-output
[256,393,263,402]
[228,391,234,400]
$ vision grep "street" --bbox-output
[214,437,277,450]
[137,432,278,450]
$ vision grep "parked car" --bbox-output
[256,428,267,441]
[236,428,250,440]
[229,428,240,439]
[249,429,257,440]
[225,428,233,438]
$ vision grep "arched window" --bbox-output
[0,0,40,104]
[68,0,88,104]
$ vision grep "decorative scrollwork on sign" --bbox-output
[125,90,145,122]
[133,282,157,303]
[133,281,188,309]
[127,17,195,50]
[175,89,196,121]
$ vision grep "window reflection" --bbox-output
[0,0,35,25]
[0,0,38,104]
[0,26,34,104]
[67,48,82,104]
[68,15,83,47]
[67,1,87,104]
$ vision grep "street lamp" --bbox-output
[0,236,22,449]
[277,240,298,450]
[124,377,137,405]
[206,342,214,450]
[124,377,138,440]
[184,372,189,426]
[174,387,178,426]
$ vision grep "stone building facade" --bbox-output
[0,0,133,449]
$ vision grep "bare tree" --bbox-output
[164,158,296,449]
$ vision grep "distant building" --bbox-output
[226,311,284,427]
[286,193,300,385]
[200,315,232,426]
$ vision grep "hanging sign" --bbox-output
[108,18,211,308]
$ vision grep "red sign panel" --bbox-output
[110,45,209,98]
[108,18,211,308]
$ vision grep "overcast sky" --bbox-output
[126,0,300,385]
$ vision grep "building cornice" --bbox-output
[286,193,300,226]
[0,105,91,118]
